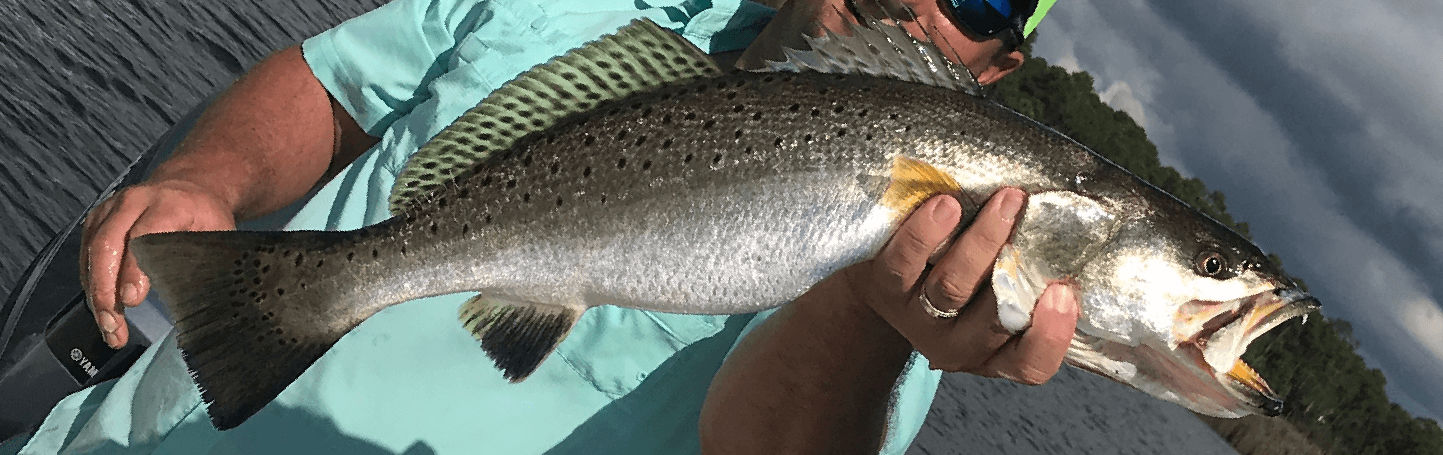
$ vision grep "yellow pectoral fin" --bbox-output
[881,156,962,213]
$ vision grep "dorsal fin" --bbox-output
[389,19,723,214]
[757,8,982,96]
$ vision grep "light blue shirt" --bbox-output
[6,1,940,453]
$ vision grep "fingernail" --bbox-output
[1047,286,1078,315]
[998,189,1025,223]
[103,332,120,348]
[121,283,140,306]
[97,312,119,333]
[930,196,960,224]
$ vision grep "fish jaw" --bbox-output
[1069,287,1318,417]
[1179,287,1319,416]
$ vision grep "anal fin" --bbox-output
[458,295,585,381]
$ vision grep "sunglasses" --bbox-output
[944,0,1025,46]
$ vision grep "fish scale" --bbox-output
[131,18,1317,430]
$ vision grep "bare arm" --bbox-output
[700,192,1080,453]
[81,45,379,347]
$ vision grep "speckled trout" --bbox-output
[132,19,1317,429]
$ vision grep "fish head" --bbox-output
[1061,192,1320,418]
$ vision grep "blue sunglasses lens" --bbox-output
[946,0,1015,37]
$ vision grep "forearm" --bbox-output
[148,45,372,219]
[700,276,916,454]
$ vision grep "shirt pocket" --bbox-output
[555,306,728,398]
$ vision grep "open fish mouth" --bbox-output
[1178,288,1320,416]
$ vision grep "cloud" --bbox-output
[1029,0,1443,421]
[1097,81,1147,129]
[1401,298,1443,373]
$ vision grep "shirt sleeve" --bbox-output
[301,0,486,135]
[725,307,942,454]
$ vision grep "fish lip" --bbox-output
[1182,287,1319,415]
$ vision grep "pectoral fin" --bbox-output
[458,295,586,381]
[992,191,1119,332]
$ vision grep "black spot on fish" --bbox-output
[726,92,738,100]
[702,120,716,129]
[837,128,848,137]
[347,252,355,261]
[372,249,379,258]
[583,135,595,145]
[617,158,627,169]
[788,104,800,112]
[462,223,470,234]
[833,105,844,114]
[550,162,561,174]
[811,108,821,117]
[506,179,517,189]
[684,112,696,120]
[294,254,304,267]
[774,137,784,148]
[734,130,743,139]
[616,130,628,141]
[261,265,271,274]
[276,288,284,296]
[712,154,723,165]
[634,135,647,146]
[642,160,652,171]
[662,138,674,149]
[683,153,694,163]
[583,166,593,177]
[751,112,762,121]
[556,197,564,206]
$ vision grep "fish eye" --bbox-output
[1195,252,1226,277]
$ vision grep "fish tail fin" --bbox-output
[457,295,585,382]
[130,229,358,430]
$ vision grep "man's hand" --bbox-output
[857,189,1079,382]
[80,179,237,348]
[71,45,377,349]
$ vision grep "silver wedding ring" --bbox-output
[919,292,959,319]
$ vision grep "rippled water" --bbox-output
[0,0,387,299]
[0,1,1236,453]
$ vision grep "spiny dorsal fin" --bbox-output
[457,295,585,382]
[390,19,723,214]
[759,11,981,95]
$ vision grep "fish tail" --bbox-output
[130,229,356,430]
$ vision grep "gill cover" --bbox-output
[993,191,1120,332]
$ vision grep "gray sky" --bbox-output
[1029,0,1443,421]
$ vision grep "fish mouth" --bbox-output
[1178,288,1320,416]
